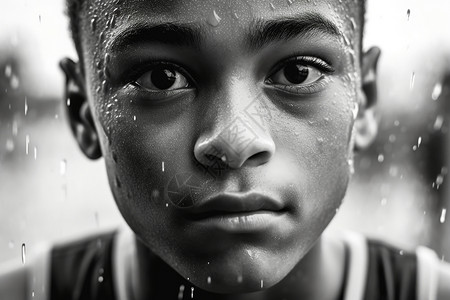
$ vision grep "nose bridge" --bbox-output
[194,80,275,170]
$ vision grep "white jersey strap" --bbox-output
[113,226,136,300]
[27,243,51,300]
[416,246,439,300]
[340,232,369,300]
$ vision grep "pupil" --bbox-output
[284,64,309,84]
[151,67,177,89]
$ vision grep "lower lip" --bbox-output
[193,211,285,233]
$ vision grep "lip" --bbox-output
[183,192,287,232]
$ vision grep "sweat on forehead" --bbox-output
[66,0,366,59]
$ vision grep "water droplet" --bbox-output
[440,209,447,223]
[60,159,67,176]
[237,275,243,283]
[178,285,185,300]
[191,287,194,299]
[31,290,35,298]
[377,154,384,163]
[90,16,97,32]
[114,176,121,188]
[410,72,415,90]
[389,134,396,143]
[162,161,165,172]
[25,135,30,155]
[417,136,422,148]
[406,9,411,21]
[4,65,12,77]
[399,250,404,255]
[10,74,19,89]
[24,97,28,116]
[21,243,26,264]
[133,115,137,121]
[6,139,15,152]
[98,276,104,283]
[207,276,211,284]
[260,279,264,288]
[207,10,221,27]
[66,98,71,107]
[348,158,354,174]
[434,115,444,131]
[432,83,442,101]
[34,147,37,160]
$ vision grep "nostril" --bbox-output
[247,151,271,164]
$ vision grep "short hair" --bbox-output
[66,0,366,63]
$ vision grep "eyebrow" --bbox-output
[246,13,341,51]
[108,12,341,54]
[109,22,203,53]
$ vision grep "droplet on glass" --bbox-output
[207,276,212,284]
[410,72,415,90]
[66,98,71,107]
[21,243,26,264]
[191,287,194,299]
[237,275,243,283]
[24,97,28,116]
[377,154,384,163]
[207,10,221,27]
[417,136,422,148]
[260,279,264,288]
[60,159,67,176]
[25,135,30,155]
[178,285,185,300]
[10,74,19,89]
[406,9,411,21]
[98,276,104,283]
[133,115,137,121]
[6,139,14,152]
[4,65,12,77]
[162,161,165,172]
[440,209,447,223]
[34,147,37,160]
[432,83,442,101]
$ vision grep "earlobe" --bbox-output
[60,58,102,159]
[354,47,381,150]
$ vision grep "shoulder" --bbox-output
[416,246,450,300]
[0,260,28,300]
[0,229,119,300]
[437,260,450,300]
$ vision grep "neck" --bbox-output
[129,235,346,300]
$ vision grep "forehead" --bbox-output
[80,0,361,53]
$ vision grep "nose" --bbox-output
[194,116,275,170]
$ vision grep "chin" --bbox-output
[173,251,294,294]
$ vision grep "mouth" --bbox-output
[183,192,288,233]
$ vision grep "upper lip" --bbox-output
[185,192,285,220]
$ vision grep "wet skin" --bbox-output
[73,0,366,298]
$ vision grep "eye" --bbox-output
[133,65,191,91]
[270,63,322,85]
[266,56,335,94]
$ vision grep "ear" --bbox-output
[354,47,381,150]
[60,58,102,159]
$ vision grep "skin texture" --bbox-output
[61,0,380,299]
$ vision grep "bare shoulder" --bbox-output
[437,260,450,300]
[0,261,27,300]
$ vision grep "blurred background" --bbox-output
[1,0,450,265]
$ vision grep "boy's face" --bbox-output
[71,0,372,293]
